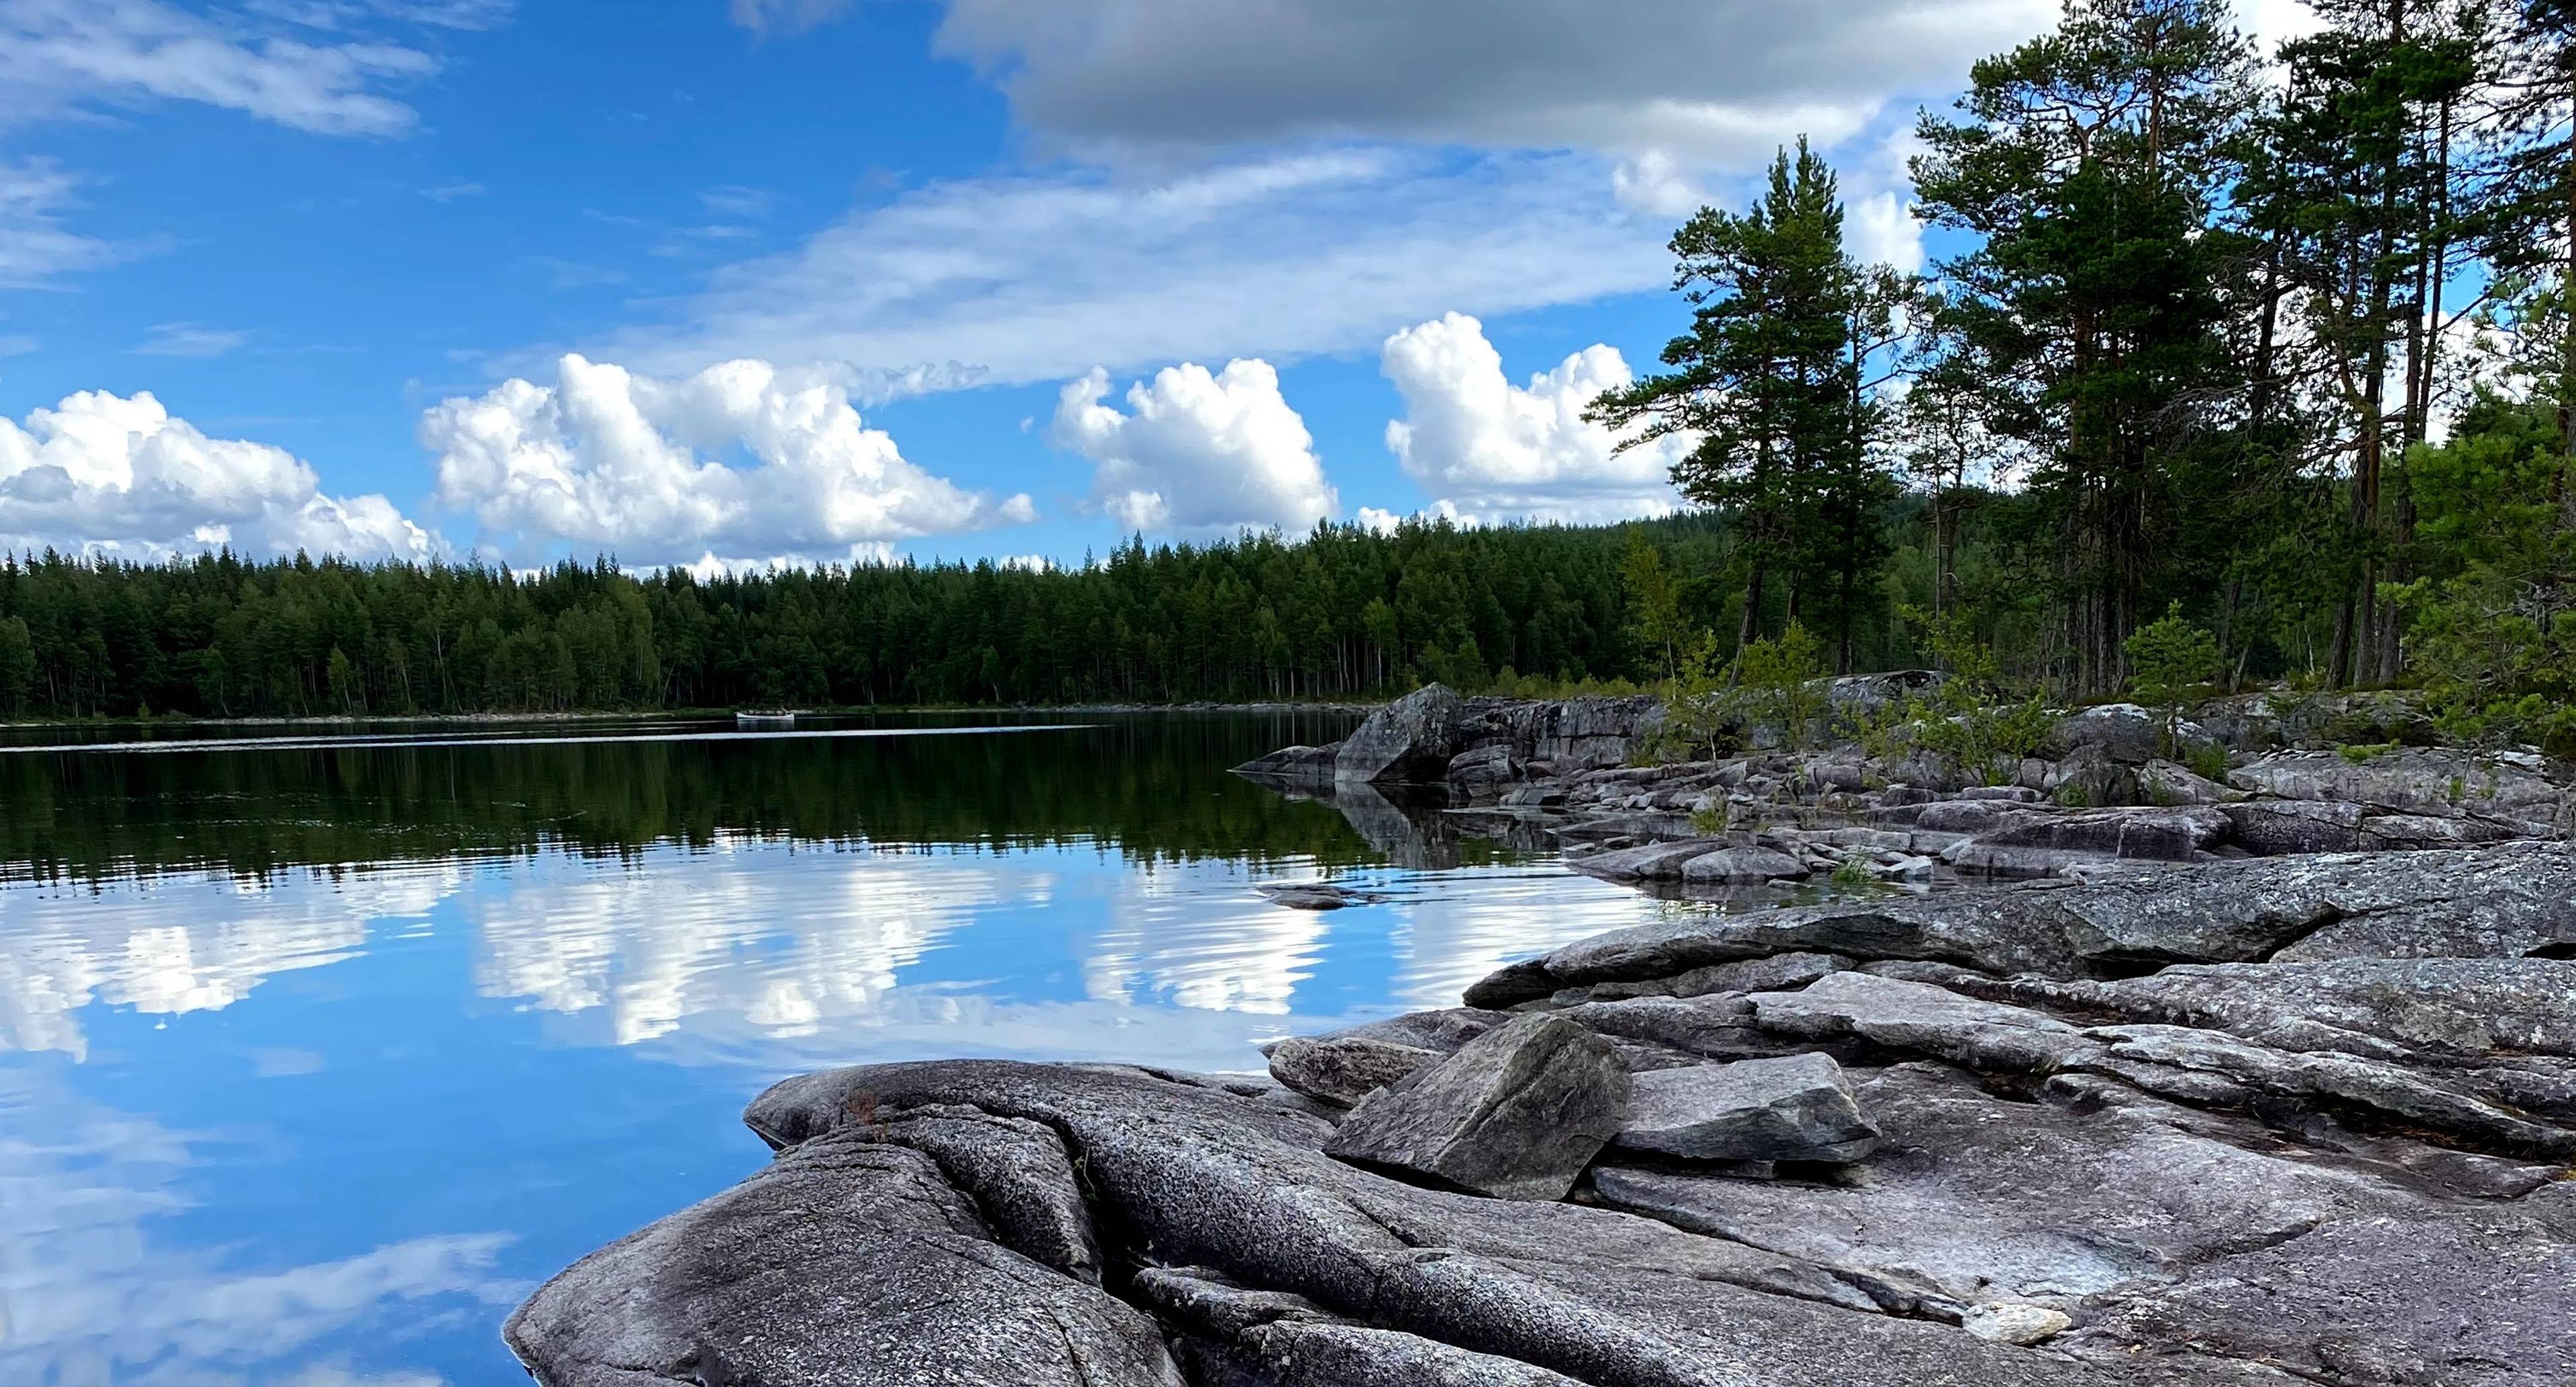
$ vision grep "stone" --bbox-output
[1962,1303,2074,1347]
[2218,797,2367,854]
[1325,1013,1631,1201]
[1750,970,2099,1074]
[504,1127,1185,1387]
[1589,1061,2422,1308]
[1554,994,1803,1062]
[2136,759,2237,805]
[1940,805,2232,876]
[741,1060,2221,1387]
[1679,845,1809,883]
[1267,1034,1443,1108]
[1547,950,1851,1004]
[2047,703,2188,765]
[1474,840,2576,993]
[2229,746,2565,822]
[1563,838,1728,882]
[1232,742,1342,789]
[1610,1054,1881,1163]
[1260,881,1373,910]
[1446,742,1519,795]
[1336,683,1466,785]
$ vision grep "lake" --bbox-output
[0,712,1748,1387]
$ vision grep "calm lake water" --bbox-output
[0,711,1760,1387]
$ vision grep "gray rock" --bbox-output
[1446,742,1519,796]
[1590,1061,2418,1307]
[1564,838,1727,882]
[2136,759,2238,805]
[742,1060,2163,1387]
[2048,703,2196,765]
[2229,746,2565,821]
[1232,742,1342,789]
[1554,993,1805,1062]
[1941,805,2232,876]
[1962,1303,2074,1347]
[1326,1014,1631,1200]
[1611,1054,1881,1163]
[1259,881,1373,910]
[2218,797,2367,853]
[1267,1034,1442,1108]
[1751,970,2099,1073]
[504,1127,1185,1387]
[1680,845,1809,883]
[1476,840,2576,993]
[1336,683,1466,785]
[2092,1188,2576,1387]
[1547,950,1851,1005]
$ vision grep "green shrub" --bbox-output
[2184,740,2231,783]
[2125,602,2219,755]
[1875,609,2057,785]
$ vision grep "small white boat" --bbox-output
[735,710,796,730]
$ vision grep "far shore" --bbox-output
[0,700,1383,733]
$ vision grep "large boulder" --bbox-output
[2047,703,2188,765]
[1336,683,1467,785]
[1324,1013,1631,1200]
[1609,1052,1881,1163]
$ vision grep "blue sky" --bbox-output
[0,0,2319,571]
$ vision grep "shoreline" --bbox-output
[0,700,1383,733]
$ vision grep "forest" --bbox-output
[5,0,2576,742]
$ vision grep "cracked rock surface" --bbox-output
[507,840,2576,1387]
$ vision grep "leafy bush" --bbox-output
[2125,602,2219,755]
[2184,740,2231,783]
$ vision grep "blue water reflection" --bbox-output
[0,718,1703,1384]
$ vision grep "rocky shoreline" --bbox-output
[1236,682,2575,890]
[500,689,2576,1387]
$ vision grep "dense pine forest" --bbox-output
[9,0,2576,738]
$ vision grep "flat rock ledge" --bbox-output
[506,840,2576,1387]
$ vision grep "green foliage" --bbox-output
[0,615,33,715]
[2185,740,2232,784]
[1829,858,1876,888]
[2338,742,2397,764]
[1878,608,2057,785]
[1727,623,1829,752]
[1651,631,1739,765]
[2125,603,2220,752]
[1688,801,1731,836]
[1621,537,1688,681]
[0,518,1725,718]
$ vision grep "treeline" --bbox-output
[0,521,1715,718]
[1597,0,2576,720]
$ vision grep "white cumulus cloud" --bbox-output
[422,353,1035,568]
[1380,313,1687,525]
[1049,359,1334,534]
[0,389,440,561]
